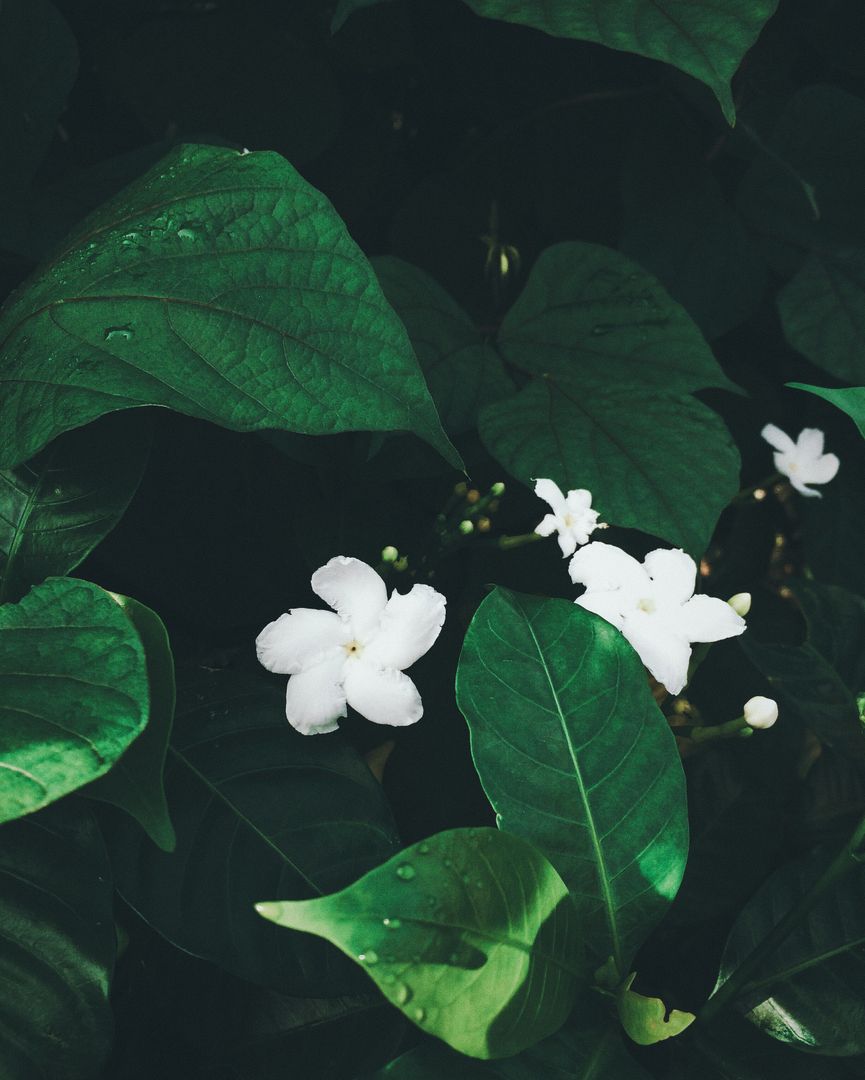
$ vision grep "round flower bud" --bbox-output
[459,519,474,535]
[466,489,481,505]
[490,482,506,496]
[727,592,752,617]
[743,696,778,730]
[477,516,492,533]
[381,545,399,563]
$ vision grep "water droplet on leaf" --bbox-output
[396,863,416,881]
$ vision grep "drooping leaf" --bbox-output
[257,827,585,1060]
[479,380,740,556]
[0,800,115,1080]
[790,383,865,441]
[715,848,865,1055]
[456,588,689,972]
[103,667,402,996]
[459,1,778,124]
[0,411,151,605]
[0,143,459,471]
[496,242,740,396]
[0,577,148,824]
[373,256,514,435]
[85,593,175,853]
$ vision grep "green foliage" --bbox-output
[257,827,584,1059]
[0,577,148,823]
[792,383,865,441]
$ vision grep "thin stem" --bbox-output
[478,531,544,550]
[731,472,783,505]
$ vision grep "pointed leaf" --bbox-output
[257,827,585,1060]
[790,383,865,441]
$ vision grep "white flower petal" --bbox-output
[569,542,647,596]
[621,611,692,695]
[796,427,825,460]
[284,652,348,735]
[557,530,578,558]
[534,478,567,515]
[565,488,593,512]
[677,594,746,643]
[534,513,560,538]
[643,548,697,607]
[803,452,840,485]
[761,423,796,454]
[575,590,626,630]
[256,609,349,674]
[788,475,823,498]
[344,661,423,727]
[311,556,388,638]
[363,584,447,670]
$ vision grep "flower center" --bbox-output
[637,597,656,614]
[344,640,364,658]
[563,512,575,527]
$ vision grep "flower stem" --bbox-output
[732,472,783,505]
[480,531,544,550]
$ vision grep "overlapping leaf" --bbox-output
[456,588,688,972]
[791,383,865,441]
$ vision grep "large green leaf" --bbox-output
[459,1,778,124]
[373,256,514,435]
[715,849,865,1055]
[0,800,115,1080]
[479,380,740,556]
[790,383,865,441]
[456,588,688,972]
[0,143,459,471]
[0,412,151,605]
[103,667,402,995]
[257,828,584,1060]
[85,593,175,853]
[0,577,148,823]
[497,243,739,396]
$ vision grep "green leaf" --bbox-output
[479,380,740,556]
[715,850,865,1054]
[497,242,740,396]
[0,412,151,605]
[616,974,695,1046]
[790,383,865,441]
[0,143,459,471]
[373,256,514,435]
[85,593,175,852]
[0,800,115,1080]
[456,588,688,971]
[0,577,148,823]
[459,1,778,124]
[103,668,402,995]
[257,827,585,1060]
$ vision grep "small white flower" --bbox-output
[534,478,605,557]
[761,424,840,497]
[743,696,778,730]
[256,556,446,735]
[569,543,746,695]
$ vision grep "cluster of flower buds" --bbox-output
[437,480,506,544]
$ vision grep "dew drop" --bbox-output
[413,1007,426,1023]
[104,325,134,342]
[396,863,416,881]
[382,917,402,930]
[417,842,430,855]
[394,982,412,1005]
[358,950,379,965]
[177,227,196,241]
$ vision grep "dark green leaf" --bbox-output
[456,588,688,971]
[257,828,584,1060]
[479,380,740,556]
[0,412,151,605]
[0,800,115,1080]
[85,593,175,853]
[104,668,402,995]
[0,577,148,823]
[0,144,459,471]
[332,0,398,33]
[790,383,865,441]
[459,1,778,124]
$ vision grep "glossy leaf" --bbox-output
[0,800,115,1080]
[85,593,176,853]
[497,242,739,396]
[479,380,740,556]
[104,668,402,995]
[0,143,459,471]
[791,383,865,441]
[616,976,695,1046]
[0,412,151,605]
[456,588,688,972]
[0,577,148,823]
[459,1,778,124]
[257,827,584,1060]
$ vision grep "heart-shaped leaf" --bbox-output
[0,577,148,823]
[0,143,459,471]
[456,588,688,973]
[257,827,585,1060]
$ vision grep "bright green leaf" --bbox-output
[0,143,459,471]
[479,380,740,555]
[0,412,151,605]
[459,1,778,124]
[0,577,148,823]
[616,974,695,1046]
[789,383,865,440]
[257,827,585,1060]
[0,801,115,1080]
[103,668,402,995]
[85,593,175,852]
[456,588,688,972]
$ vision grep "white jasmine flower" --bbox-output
[569,543,746,695]
[743,696,778,730]
[761,424,840,497]
[256,556,446,735]
[534,478,604,557]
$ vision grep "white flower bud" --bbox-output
[727,592,751,617]
[381,545,399,563]
[744,696,778,729]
